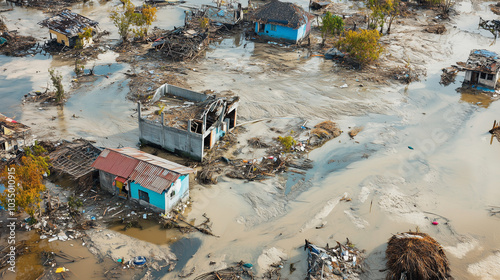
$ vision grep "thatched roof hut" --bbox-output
[386,232,451,280]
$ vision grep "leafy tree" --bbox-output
[320,12,344,45]
[0,145,50,220]
[75,27,93,49]
[48,69,64,103]
[337,29,384,67]
[110,0,157,41]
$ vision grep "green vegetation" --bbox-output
[337,29,384,67]
[49,68,65,103]
[320,12,344,44]
[110,0,158,41]
[278,136,296,152]
[75,27,93,49]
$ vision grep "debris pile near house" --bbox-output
[193,261,255,280]
[489,3,500,16]
[152,27,209,61]
[425,24,446,34]
[305,239,366,280]
[310,0,332,10]
[385,231,451,280]
[489,120,500,143]
[479,17,500,38]
[390,64,423,84]
[440,66,459,86]
[6,0,80,10]
[309,120,342,147]
[161,212,218,236]
[0,29,38,57]
[49,139,102,190]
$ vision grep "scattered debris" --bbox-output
[488,205,500,216]
[348,127,363,138]
[305,239,366,279]
[440,66,459,86]
[490,2,500,15]
[309,120,342,147]
[425,24,446,34]
[386,231,451,280]
[479,17,500,38]
[489,120,500,143]
[310,0,332,10]
[193,261,255,279]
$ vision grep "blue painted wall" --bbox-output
[254,23,309,43]
[165,175,190,213]
[130,181,166,210]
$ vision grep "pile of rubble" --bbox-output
[440,66,459,86]
[0,29,38,57]
[305,239,366,280]
[152,27,209,61]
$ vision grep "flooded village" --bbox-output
[0,0,500,278]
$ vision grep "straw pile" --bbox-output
[385,231,451,280]
[311,120,342,139]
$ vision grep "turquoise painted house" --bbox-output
[251,1,314,43]
[91,147,194,213]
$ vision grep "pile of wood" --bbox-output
[440,66,459,86]
[305,239,366,279]
[490,2,500,15]
[152,27,209,61]
[386,231,451,280]
[309,120,342,147]
[0,30,38,57]
[489,120,500,143]
[425,24,446,34]
[193,262,255,280]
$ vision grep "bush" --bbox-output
[337,29,383,67]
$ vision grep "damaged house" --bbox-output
[250,0,314,43]
[91,147,194,213]
[201,0,243,26]
[138,83,239,161]
[38,9,99,48]
[0,113,32,155]
[458,49,500,90]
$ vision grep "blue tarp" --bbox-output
[0,37,7,46]
[473,49,499,59]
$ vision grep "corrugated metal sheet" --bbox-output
[109,147,195,175]
[91,149,140,178]
[129,161,181,194]
[92,147,194,194]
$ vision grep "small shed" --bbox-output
[458,49,500,90]
[91,147,195,213]
[251,0,314,43]
[38,9,99,48]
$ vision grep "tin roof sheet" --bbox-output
[92,147,194,194]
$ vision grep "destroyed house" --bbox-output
[458,49,500,90]
[138,83,239,161]
[251,1,314,43]
[91,147,194,213]
[201,3,243,26]
[38,10,98,48]
[0,113,32,153]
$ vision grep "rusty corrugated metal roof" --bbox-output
[129,161,181,194]
[91,147,194,194]
[91,149,140,178]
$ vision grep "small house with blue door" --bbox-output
[91,147,194,213]
[251,0,314,43]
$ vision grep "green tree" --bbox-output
[110,0,157,41]
[75,27,93,49]
[48,68,64,103]
[320,12,344,45]
[0,145,50,220]
[337,29,384,67]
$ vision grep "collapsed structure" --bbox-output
[38,9,99,48]
[0,113,32,157]
[457,49,500,90]
[138,83,239,161]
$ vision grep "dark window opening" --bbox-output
[204,132,212,149]
[480,72,487,79]
[259,23,265,32]
[138,190,150,203]
[191,119,203,134]
[170,190,176,197]
[226,110,236,129]
[487,74,494,80]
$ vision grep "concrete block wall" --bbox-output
[151,83,209,103]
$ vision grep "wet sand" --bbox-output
[0,0,499,279]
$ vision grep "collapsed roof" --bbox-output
[250,0,314,29]
[38,9,99,37]
[457,49,500,74]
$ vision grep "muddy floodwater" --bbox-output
[1,0,500,279]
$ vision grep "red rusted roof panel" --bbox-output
[91,149,139,178]
[129,161,181,193]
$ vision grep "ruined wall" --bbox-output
[151,83,209,103]
[99,171,117,195]
[139,118,204,161]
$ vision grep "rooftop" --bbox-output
[250,1,314,29]
[91,147,194,194]
[457,49,500,74]
[38,9,99,37]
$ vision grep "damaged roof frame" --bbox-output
[38,9,99,38]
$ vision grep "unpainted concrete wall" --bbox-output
[139,118,204,161]
[151,83,209,103]
[99,171,117,195]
